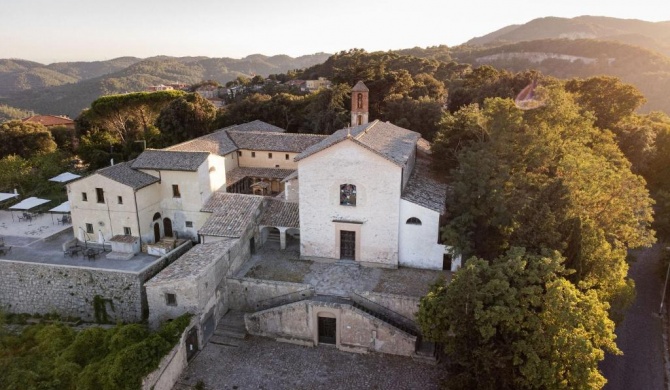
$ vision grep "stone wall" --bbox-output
[0,260,144,322]
[0,241,192,323]
[227,277,314,312]
[142,316,198,390]
[357,290,420,321]
[245,299,417,356]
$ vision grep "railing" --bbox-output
[254,287,315,311]
[350,292,419,336]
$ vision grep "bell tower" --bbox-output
[351,81,369,127]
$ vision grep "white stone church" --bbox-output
[66,81,456,358]
[68,81,452,270]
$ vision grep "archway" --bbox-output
[163,218,173,237]
[153,223,160,243]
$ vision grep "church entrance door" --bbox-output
[340,231,355,260]
[163,218,173,237]
[318,317,336,344]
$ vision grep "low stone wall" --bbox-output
[142,316,198,390]
[245,299,417,356]
[0,241,193,323]
[357,290,420,321]
[227,277,314,312]
[0,260,143,322]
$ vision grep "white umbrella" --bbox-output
[9,197,50,222]
[48,201,71,225]
[48,172,81,183]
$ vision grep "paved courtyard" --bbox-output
[175,336,447,390]
[0,211,164,273]
[242,243,450,297]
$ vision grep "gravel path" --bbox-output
[176,336,446,390]
[601,244,666,390]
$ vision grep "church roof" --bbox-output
[145,238,238,284]
[225,120,286,133]
[260,199,299,228]
[96,161,159,190]
[227,131,327,152]
[166,128,239,155]
[401,154,448,213]
[226,167,296,186]
[352,81,369,92]
[294,120,421,167]
[131,150,209,171]
[200,192,264,237]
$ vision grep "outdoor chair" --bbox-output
[0,246,12,256]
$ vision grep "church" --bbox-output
[66,81,456,358]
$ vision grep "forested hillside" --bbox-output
[466,16,670,56]
[0,53,331,117]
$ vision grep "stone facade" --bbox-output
[227,278,314,312]
[299,141,402,267]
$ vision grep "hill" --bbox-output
[451,38,670,113]
[0,53,331,117]
[466,16,670,56]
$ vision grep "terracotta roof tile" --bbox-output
[96,161,159,190]
[227,131,327,152]
[260,199,299,228]
[295,120,420,167]
[22,115,74,127]
[199,193,264,237]
[401,154,448,213]
[131,150,209,171]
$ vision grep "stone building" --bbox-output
[68,82,455,359]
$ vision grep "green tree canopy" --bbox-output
[0,120,57,159]
[418,248,619,390]
[155,93,217,147]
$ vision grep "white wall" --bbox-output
[398,199,445,270]
[284,178,299,203]
[238,149,298,170]
[298,140,401,267]
[68,174,144,242]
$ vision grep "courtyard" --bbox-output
[240,242,450,297]
[175,336,447,390]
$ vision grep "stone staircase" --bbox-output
[267,231,280,243]
[208,310,247,348]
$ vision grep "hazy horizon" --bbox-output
[2,0,670,65]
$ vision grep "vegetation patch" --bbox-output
[0,311,192,390]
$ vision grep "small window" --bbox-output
[237,151,242,157]
[285,154,289,160]
[85,223,93,234]
[406,217,422,225]
[96,188,104,203]
[117,196,123,205]
[251,151,256,158]
[172,184,181,198]
[209,166,216,173]
[340,184,357,206]
[275,164,279,168]
[82,192,88,202]
[165,293,177,306]
[268,153,273,159]
[185,221,193,228]
[123,227,131,235]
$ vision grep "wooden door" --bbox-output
[340,231,355,260]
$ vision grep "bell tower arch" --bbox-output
[351,81,369,127]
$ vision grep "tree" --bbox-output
[0,120,57,159]
[565,76,646,130]
[156,93,217,147]
[418,248,619,390]
[442,90,654,312]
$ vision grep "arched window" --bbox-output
[406,217,422,225]
[209,166,216,173]
[357,93,363,109]
[340,184,356,206]
[153,212,162,221]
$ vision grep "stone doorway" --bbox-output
[340,231,355,260]
[163,217,173,237]
[318,317,336,345]
[153,223,160,243]
[185,326,199,361]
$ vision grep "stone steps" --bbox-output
[351,301,418,337]
[214,310,248,341]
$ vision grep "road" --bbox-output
[601,244,666,390]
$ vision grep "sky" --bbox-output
[2,0,669,64]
